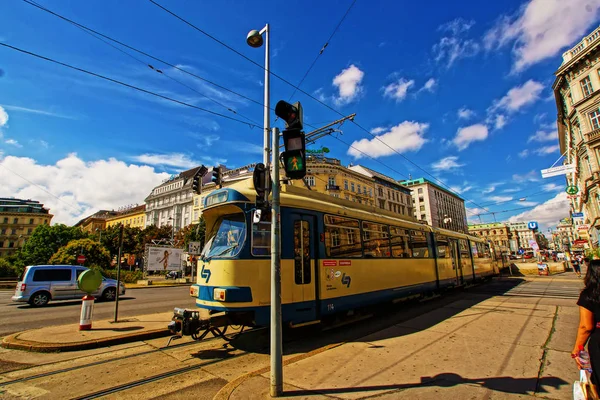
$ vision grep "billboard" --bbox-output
[147,246,184,271]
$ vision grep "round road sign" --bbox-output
[77,255,86,264]
[78,269,103,294]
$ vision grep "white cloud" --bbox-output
[0,106,8,127]
[433,18,480,67]
[5,139,21,147]
[453,124,488,150]
[490,80,544,113]
[488,195,513,202]
[457,107,475,120]
[449,184,473,194]
[2,105,76,120]
[519,201,539,207]
[347,121,429,158]
[528,130,557,142]
[503,188,522,193]
[518,149,530,158]
[420,78,437,93]
[543,182,563,191]
[484,0,600,72]
[513,170,540,182]
[534,144,560,155]
[131,153,221,169]
[371,127,386,134]
[508,192,570,231]
[383,78,415,101]
[0,154,170,225]
[333,64,364,105]
[431,156,465,171]
[482,185,496,194]
[493,114,507,130]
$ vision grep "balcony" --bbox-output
[586,128,600,144]
[326,184,340,191]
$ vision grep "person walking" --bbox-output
[574,255,582,278]
[573,259,600,387]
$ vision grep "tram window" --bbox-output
[251,217,271,257]
[294,221,311,284]
[362,222,390,258]
[410,230,429,258]
[436,235,450,258]
[201,213,246,259]
[324,215,362,257]
[459,239,470,257]
[390,226,411,258]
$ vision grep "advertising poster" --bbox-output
[147,246,183,271]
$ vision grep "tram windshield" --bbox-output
[201,213,246,259]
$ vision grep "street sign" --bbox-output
[127,255,135,266]
[188,241,202,255]
[540,164,575,178]
[77,255,86,264]
[572,212,584,218]
[527,221,538,230]
[566,185,579,195]
[578,225,590,230]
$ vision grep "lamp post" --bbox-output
[168,217,174,242]
[247,25,283,398]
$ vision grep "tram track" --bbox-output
[0,327,261,388]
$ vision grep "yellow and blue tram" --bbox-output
[187,179,497,329]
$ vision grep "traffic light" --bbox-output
[275,100,306,180]
[211,166,222,187]
[191,172,201,195]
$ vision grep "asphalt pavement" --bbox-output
[0,286,196,337]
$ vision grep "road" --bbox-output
[0,286,196,337]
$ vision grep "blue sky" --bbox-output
[0,0,599,226]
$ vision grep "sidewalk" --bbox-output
[219,278,581,400]
[1,312,173,352]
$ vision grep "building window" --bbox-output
[306,176,316,186]
[344,180,348,190]
[29,218,34,224]
[417,188,423,194]
[420,205,425,211]
[351,182,355,192]
[3,217,7,223]
[328,177,336,186]
[581,76,593,97]
[590,109,600,130]
[368,189,372,197]
[357,184,361,194]
[13,218,18,224]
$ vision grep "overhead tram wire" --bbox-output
[21,0,267,111]
[146,0,492,214]
[470,198,569,218]
[0,43,260,128]
[23,0,260,127]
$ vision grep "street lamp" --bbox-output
[247,24,283,398]
[168,217,174,242]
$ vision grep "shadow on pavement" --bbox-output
[90,326,143,332]
[224,278,526,356]
[16,297,135,309]
[281,372,567,397]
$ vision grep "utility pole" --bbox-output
[113,223,124,323]
[270,127,282,397]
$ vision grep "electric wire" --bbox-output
[21,0,267,110]
[146,0,492,213]
[25,0,260,126]
[0,42,260,128]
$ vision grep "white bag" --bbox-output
[574,370,589,400]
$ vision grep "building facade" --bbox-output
[0,198,53,257]
[555,217,577,251]
[74,210,117,234]
[467,223,511,253]
[348,165,413,218]
[554,25,600,247]
[400,178,468,233]
[144,166,207,231]
[507,222,536,251]
[105,205,146,229]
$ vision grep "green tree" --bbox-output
[49,238,111,268]
[14,224,89,271]
[175,218,206,251]
[100,225,143,257]
[0,257,17,278]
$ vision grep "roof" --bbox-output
[400,178,464,200]
[348,165,410,192]
[74,210,118,227]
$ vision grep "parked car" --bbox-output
[165,270,181,280]
[11,265,126,307]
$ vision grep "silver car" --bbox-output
[11,265,126,307]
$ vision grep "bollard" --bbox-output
[80,294,95,330]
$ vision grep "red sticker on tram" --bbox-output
[323,260,337,266]
[339,260,351,266]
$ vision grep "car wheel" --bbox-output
[30,291,50,307]
[102,287,117,301]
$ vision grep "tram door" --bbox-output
[291,214,319,322]
[449,239,464,286]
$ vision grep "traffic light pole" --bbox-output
[270,127,283,397]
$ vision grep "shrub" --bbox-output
[102,269,143,283]
[0,258,17,278]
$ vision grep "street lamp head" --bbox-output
[246,30,263,47]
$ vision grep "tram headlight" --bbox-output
[213,288,227,302]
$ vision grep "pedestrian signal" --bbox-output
[281,129,306,180]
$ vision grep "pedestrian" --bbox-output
[573,260,600,388]
[574,255,582,278]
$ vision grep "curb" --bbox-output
[213,341,347,400]
[1,328,171,353]
[125,284,190,289]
